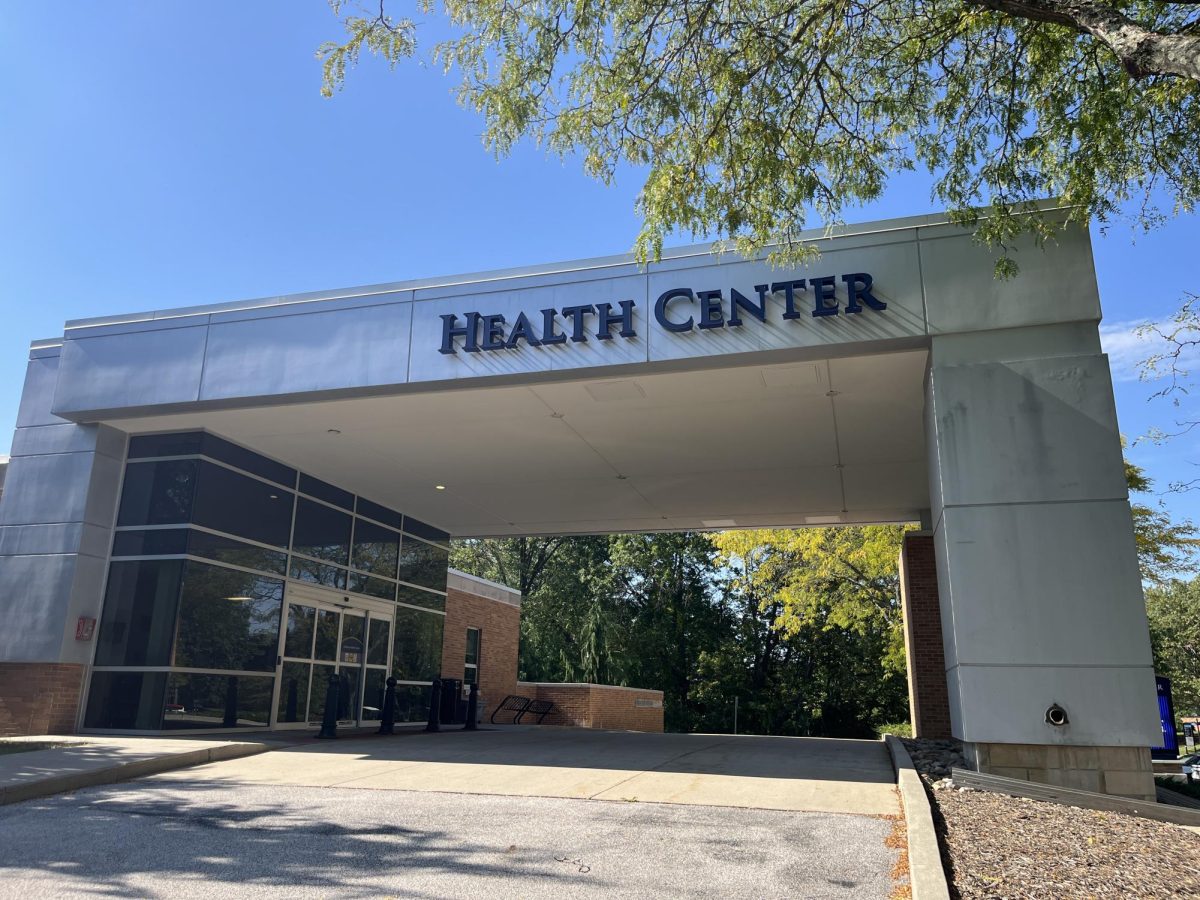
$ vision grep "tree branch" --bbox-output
[965,0,1200,80]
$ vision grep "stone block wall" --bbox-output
[967,741,1156,802]
[0,662,85,736]
[515,682,664,732]
[441,570,520,722]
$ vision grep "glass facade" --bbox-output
[85,430,450,731]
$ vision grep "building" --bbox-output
[0,206,1160,799]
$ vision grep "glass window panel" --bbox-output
[117,460,198,526]
[284,603,316,659]
[367,618,391,666]
[392,607,444,682]
[396,584,445,612]
[162,673,274,730]
[362,669,388,721]
[356,497,402,529]
[465,628,481,666]
[292,498,351,565]
[94,560,184,667]
[111,528,189,557]
[299,474,354,511]
[289,558,347,590]
[397,536,449,592]
[173,561,284,672]
[314,609,339,661]
[127,432,204,459]
[351,519,399,579]
[340,613,366,665]
[463,666,478,686]
[84,671,168,730]
[187,530,288,575]
[277,662,311,724]
[393,684,433,724]
[308,664,337,725]
[401,516,450,544]
[347,572,396,601]
[201,434,296,488]
[192,461,294,547]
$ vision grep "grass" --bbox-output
[875,721,913,738]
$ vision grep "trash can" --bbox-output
[440,678,463,724]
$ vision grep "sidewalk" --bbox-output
[0,734,272,805]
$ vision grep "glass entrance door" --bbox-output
[273,584,393,728]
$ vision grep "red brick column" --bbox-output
[899,533,953,739]
[0,663,85,737]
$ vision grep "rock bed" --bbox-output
[902,737,1200,898]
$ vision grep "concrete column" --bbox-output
[899,532,952,739]
[0,344,125,735]
[925,322,1159,800]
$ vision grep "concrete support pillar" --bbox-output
[899,532,952,739]
[925,323,1159,800]
[0,345,125,735]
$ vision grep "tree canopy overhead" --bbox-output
[322,0,1199,269]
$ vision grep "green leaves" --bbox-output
[322,0,1199,273]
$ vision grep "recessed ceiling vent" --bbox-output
[702,518,737,528]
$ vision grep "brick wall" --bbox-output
[899,532,953,739]
[441,571,520,722]
[515,682,664,732]
[0,662,85,737]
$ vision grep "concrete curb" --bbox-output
[884,735,951,900]
[0,741,272,807]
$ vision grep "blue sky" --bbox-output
[2,2,1197,525]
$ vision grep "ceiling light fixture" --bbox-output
[435,485,446,491]
[224,596,253,602]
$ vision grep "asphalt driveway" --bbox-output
[0,729,902,898]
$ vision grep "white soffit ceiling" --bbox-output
[106,350,930,536]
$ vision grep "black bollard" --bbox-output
[222,676,239,728]
[464,681,479,731]
[316,674,340,739]
[378,676,397,735]
[425,678,442,732]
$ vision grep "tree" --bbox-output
[712,526,910,736]
[1138,292,1200,491]
[1125,456,1200,583]
[321,0,1199,271]
[1144,578,1200,715]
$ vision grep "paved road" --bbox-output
[0,729,901,898]
[0,780,897,899]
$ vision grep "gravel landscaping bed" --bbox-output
[902,738,1200,899]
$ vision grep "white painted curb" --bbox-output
[884,735,951,900]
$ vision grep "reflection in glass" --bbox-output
[94,560,185,667]
[292,498,351,565]
[367,618,391,666]
[289,558,347,590]
[111,528,189,556]
[351,519,399,579]
[191,461,294,548]
[392,607,444,682]
[84,671,168,730]
[314,610,339,661]
[117,460,198,526]
[187,530,288,575]
[308,664,337,725]
[284,604,316,658]
[397,536,449,592]
[346,572,396,601]
[162,673,273,729]
[396,584,446,612]
[393,684,433,723]
[277,662,311,723]
[362,669,388,721]
[340,613,366,664]
[173,562,283,672]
